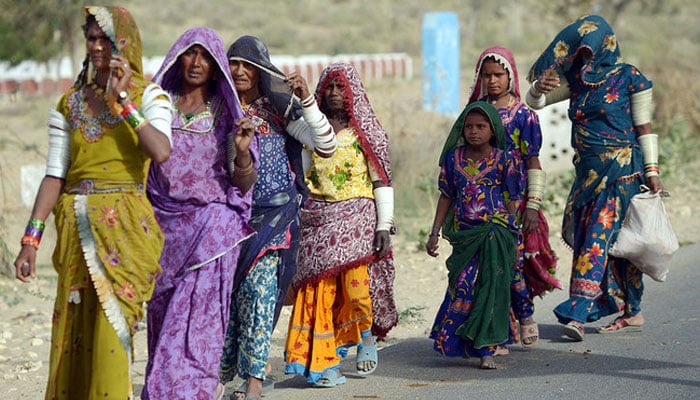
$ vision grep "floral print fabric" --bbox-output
[430,142,521,357]
[528,15,652,323]
[143,27,253,399]
[307,127,374,201]
[46,7,165,399]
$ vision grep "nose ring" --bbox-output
[96,45,103,51]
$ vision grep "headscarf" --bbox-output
[467,46,521,104]
[438,101,506,166]
[227,35,309,201]
[527,14,622,86]
[227,35,302,120]
[75,6,149,115]
[315,62,392,185]
[153,27,242,123]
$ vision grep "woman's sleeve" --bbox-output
[518,107,544,159]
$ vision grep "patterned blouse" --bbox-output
[439,146,523,231]
[243,97,295,203]
[306,127,374,202]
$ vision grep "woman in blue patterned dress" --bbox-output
[220,35,336,400]
[526,15,663,340]
[426,101,524,369]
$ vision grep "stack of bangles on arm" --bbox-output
[301,94,336,157]
[21,218,45,249]
[233,157,256,177]
[121,101,148,131]
[429,225,441,238]
[526,169,546,210]
[639,133,659,178]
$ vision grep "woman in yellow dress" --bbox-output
[13,6,172,399]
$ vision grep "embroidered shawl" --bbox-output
[315,62,392,185]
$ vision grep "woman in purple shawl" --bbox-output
[142,27,257,400]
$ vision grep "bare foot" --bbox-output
[480,355,497,369]
[623,313,645,326]
[246,377,263,399]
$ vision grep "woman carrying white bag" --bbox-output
[526,15,666,339]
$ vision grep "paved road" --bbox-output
[247,242,700,400]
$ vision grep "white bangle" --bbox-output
[638,133,659,178]
[525,169,546,211]
[529,80,543,97]
[46,110,70,178]
[373,186,394,232]
[301,100,336,155]
[631,89,653,126]
[526,81,546,110]
[301,94,315,108]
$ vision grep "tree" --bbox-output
[0,0,90,73]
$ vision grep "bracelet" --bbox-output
[121,100,148,131]
[529,80,543,98]
[639,133,659,178]
[27,218,45,231]
[233,157,256,176]
[429,233,440,238]
[22,218,45,249]
[525,169,546,210]
[301,94,316,108]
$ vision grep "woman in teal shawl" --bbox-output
[426,102,524,369]
[525,15,663,340]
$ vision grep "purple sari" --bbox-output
[142,27,256,399]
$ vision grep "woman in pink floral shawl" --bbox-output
[285,62,396,387]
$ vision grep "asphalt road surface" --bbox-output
[250,242,700,400]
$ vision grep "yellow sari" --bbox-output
[45,6,165,399]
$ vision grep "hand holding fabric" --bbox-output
[286,71,312,101]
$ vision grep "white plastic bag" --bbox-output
[609,189,679,282]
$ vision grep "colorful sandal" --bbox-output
[597,317,643,334]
